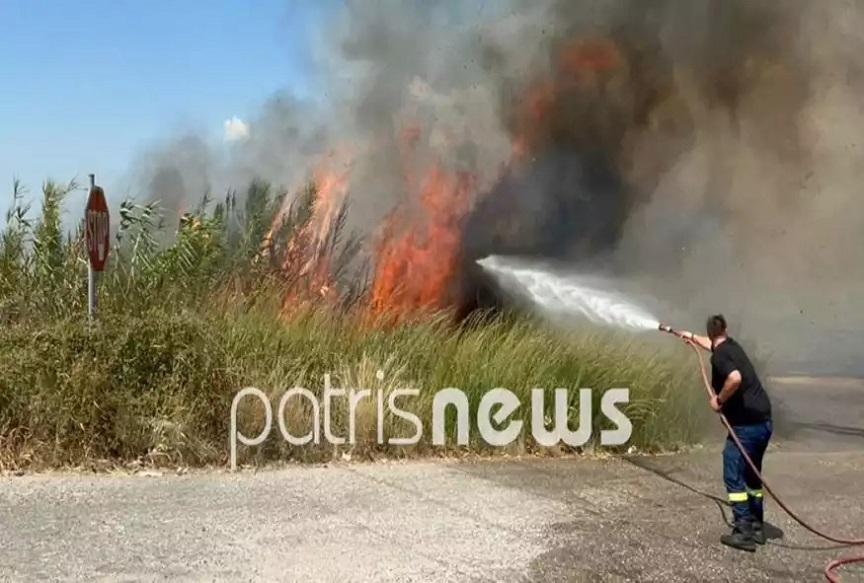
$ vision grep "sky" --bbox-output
[0,0,339,224]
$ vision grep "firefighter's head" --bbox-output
[705,314,728,343]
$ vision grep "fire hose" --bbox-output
[660,325,864,581]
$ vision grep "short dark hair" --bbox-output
[706,314,727,338]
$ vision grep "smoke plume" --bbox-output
[126,0,864,374]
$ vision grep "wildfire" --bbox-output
[275,153,351,314]
[512,38,625,156]
[369,164,476,321]
[557,38,623,79]
[270,35,629,324]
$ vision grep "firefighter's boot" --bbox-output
[750,514,768,545]
[748,490,766,544]
[751,520,766,545]
[720,520,757,552]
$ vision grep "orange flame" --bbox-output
[278,155,351,315]
[558,38,623,78]
[270,37,627,324]
[369,164,475,322]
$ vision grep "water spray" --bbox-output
[478,254,864,581]
[476,255,661,332]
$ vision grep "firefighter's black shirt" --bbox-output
[710,337,772,426]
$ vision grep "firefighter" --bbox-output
[674,314,773,552]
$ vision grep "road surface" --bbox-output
[1,376,863,582]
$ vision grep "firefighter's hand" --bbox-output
[709,395,722,412]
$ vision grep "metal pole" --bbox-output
[88,264,96,320]
[88,173,97,322]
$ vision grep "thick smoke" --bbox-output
[126,0,864,374]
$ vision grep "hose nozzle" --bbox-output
[658,323,685,338]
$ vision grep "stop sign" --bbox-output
[85,184,110,272]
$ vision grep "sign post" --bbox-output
[84,173,110,320]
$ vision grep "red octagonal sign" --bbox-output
[85,185,110,272]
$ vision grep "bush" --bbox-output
[0,178,710,471]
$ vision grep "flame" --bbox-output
[261,148,350,257]
[266,37,629,324]
[511,39,624,156]
[557,38,623,79]
[277,154,351,315]
[298,163,350,272]
[176,202,188,233]
[369,164,475,322]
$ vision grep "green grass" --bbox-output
[0,177,710,471]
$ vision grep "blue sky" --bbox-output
[0,0,339,222]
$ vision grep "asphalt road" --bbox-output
[1,376,863,582]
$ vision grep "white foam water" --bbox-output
[477,255,661,332]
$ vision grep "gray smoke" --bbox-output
[123,0,864,375]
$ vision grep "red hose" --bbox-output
[685,339,864,581]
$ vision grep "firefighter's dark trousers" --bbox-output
[722,420,772,523]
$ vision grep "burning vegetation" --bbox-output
[7,0,864,471]
[263,10,787,324]
[140,0,860,334]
